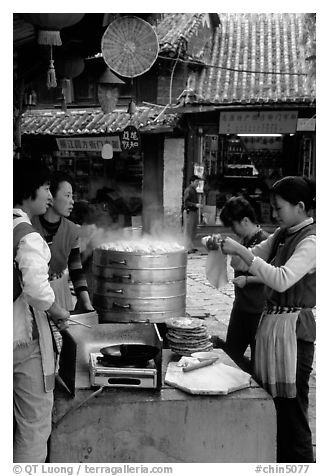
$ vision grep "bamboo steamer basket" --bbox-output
[92,249,187,323]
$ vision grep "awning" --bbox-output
[21,106,178,136]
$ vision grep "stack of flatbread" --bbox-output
[165,317,213,356]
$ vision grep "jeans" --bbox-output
[274,340,314,463]
[13,339,54,462]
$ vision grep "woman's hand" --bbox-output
[220,236,243,255]
[47,303,70,331]
[232,276,247,288]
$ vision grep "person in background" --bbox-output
[183,175,202,253]
[217,196,268,372]
[13,159,70,462]
[32,171,94,355]
[220,176,316,463]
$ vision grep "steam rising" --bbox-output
[79,221,186,259]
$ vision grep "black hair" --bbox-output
[190,174,201,182]
[50,170,76,197]
[271,176,316,212]
[13,159,51,206]
[219,196,258,227]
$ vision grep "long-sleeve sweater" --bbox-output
[231,217,316,342]
[13,209,56,391]
[231,218,315,293]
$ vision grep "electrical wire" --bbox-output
[169,44,182,104]
[157,54,308,77]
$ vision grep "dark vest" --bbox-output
[266,222,316,341]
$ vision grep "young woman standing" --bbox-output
[221,176,316,463]
[32,171,93,357]
[218,196,268,373]
[13,160,69,462]
[32,171,93,314]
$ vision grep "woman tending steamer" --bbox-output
[221,176,316,463]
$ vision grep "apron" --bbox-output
[254,308,300,398]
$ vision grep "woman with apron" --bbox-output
[32,171,94,354]
[221,176,316,463]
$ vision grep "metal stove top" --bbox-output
[89,353,157,389]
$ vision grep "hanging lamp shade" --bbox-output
[97,85,120,114]
[101,16,159,78]
[55,54,85,79]
[97,68,125,114]
[20,13,85,45]
[20,13,85,89]
[98,68,125,84]
[55,54,85,104]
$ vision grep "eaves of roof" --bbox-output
[156,13,207,55]
[21,106,178,136]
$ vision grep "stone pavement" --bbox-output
[185,249,316,458]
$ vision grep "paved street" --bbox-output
[185,249,316,457]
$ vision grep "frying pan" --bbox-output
[99,344,159,366]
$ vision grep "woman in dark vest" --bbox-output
[32,171,94,358]
[221,176,316,463]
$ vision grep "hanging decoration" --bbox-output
[56,54,85,103]
[47,45,57,88]
[20,14,85,89]
[97,67,125,114]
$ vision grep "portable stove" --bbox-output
[89,352,158,388]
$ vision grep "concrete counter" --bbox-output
[49,350,276,463]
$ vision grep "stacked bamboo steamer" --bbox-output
[166,317,213,356]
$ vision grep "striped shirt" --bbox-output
[32,215,88,295]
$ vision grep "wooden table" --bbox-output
[49,350,276,463]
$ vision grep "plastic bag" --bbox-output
[206,249,228,289]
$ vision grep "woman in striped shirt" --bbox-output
[32,171,94,353]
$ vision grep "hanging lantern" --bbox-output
[55,54,85,79]
[56,54,85,103]
[21,14,85,44]
[20,14,85,89]
[97,68,125,114]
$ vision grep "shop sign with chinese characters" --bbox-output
[56,136,121,152]
[219,111,298,134]
[297,118,316,131]
[121,126,140,152]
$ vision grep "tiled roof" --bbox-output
[87,14,209,60]
[156,13,207,55]
[186,13,315,105]
[21,106,178,136]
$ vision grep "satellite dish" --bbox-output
[101,16,159,78]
